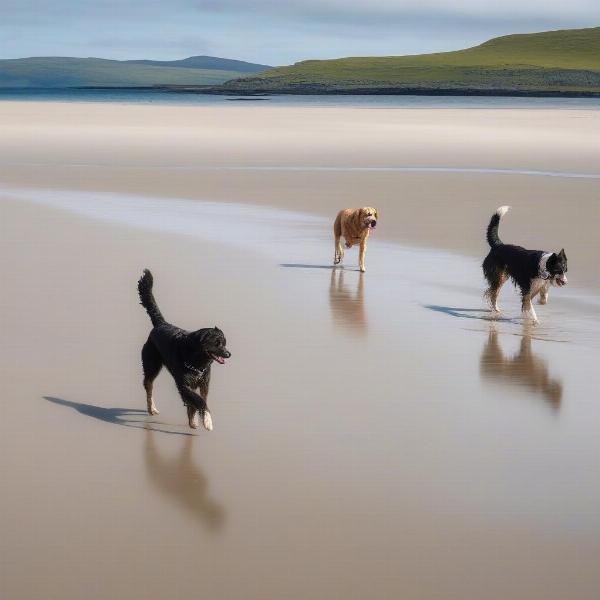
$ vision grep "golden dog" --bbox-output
[333,207,379,272]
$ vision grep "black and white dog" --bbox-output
[138,269,231,431]
[483,206,567,323]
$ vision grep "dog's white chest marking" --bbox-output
[538,252,553,280]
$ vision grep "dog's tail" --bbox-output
[138,269,165,327]
[486,205,510,248]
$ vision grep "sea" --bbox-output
[1,87,599,108]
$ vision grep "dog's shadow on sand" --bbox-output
[424,305,516,323]
[43,396,195,436]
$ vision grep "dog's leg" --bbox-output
[177,382,212,431]
[539,282,550,305]
[144,382,160,416]
[142,339,163,415]
[483,263,506,313]
[359,238,367,272]
[333,212,344,265]
[485,284,501,313]
[521,293,539,324]
[186,405,200,429]
[334,234,344,265]
[529,279,547,310]
[489,273,507,313]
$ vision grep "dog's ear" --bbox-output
[354,207,366,226]
[558,248,567,259]
[374,208,379,220]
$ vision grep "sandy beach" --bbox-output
[1,102,600,600]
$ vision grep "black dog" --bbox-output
[138,269,230,431]
[482,206,567,323]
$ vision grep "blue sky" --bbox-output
[1,1,599,65]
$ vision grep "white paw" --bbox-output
[188,411,199,429]
[147,403,159,416]
[202,411,213,432]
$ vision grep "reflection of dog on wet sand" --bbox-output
[480,328,562,411]
[333,207,379,272]
[145,429,224,530]
[329,269,367,333]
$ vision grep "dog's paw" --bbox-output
[202,411,213,432]
[188,411,199,429]
[359,267,366,273]
[538,297,548,305]
[147,403,160,416]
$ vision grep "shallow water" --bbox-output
[2,88,600,109]
[2,188,600,599]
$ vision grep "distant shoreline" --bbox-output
[69,85,600,98]
[2,88,600,109]
[6,83,600,100]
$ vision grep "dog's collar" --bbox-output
[539,252,553,280]
[184,361,212,377]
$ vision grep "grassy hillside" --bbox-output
[221,27,600,94]
[0,56,268,88]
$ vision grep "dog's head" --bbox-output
[546,249,568,287]
[359,207,379,230]
[192,327,231,364]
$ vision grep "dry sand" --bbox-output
[1,102,600,600]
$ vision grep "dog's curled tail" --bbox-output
[138,269,164,327]
[486,205,510,248]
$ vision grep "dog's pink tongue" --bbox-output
[215,356,225,364]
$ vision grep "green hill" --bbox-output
[125,56,271,73]
[0,56,270,88]
[220,26,600,94]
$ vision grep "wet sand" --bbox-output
[1,103,600,600]
[0,101,599,289]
